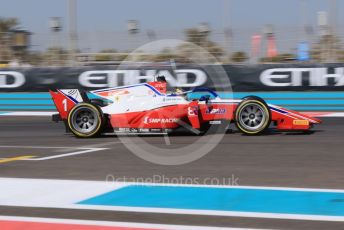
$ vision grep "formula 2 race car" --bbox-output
[49,77,321,137]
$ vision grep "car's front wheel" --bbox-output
[235,98,271,135]
[67,103,104,138]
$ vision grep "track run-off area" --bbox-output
[0,115,344,229]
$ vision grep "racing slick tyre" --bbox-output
[235,97,271,135]
[67,103,104,138]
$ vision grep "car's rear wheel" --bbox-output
[235,98,271,135]
[67,103,104,138]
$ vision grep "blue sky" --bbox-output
[1,0,342,52]
[1,0,340,31]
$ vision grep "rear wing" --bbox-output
[49,89,89,120]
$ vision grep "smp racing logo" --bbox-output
[143,117,179,124]
[206,108,226,114]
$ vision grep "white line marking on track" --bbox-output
[316,112,344,117]
[2,177,344,193]
[0,146,109,161]
[0,112,56,116]
[1,178,344,222]
[0,216,263,230]
[0,178,124,206]
[83,141,121,148]
[30,148,108,160]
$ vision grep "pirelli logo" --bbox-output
[293,120,309,126]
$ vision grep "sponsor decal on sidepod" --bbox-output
[205,108,226,114]
[143,117,179,124]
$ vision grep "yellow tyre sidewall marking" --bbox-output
[67,103,103,137]
[235,100,270,134]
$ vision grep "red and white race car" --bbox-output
[50,77,321,137]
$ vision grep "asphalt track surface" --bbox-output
[0,116,344,229]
